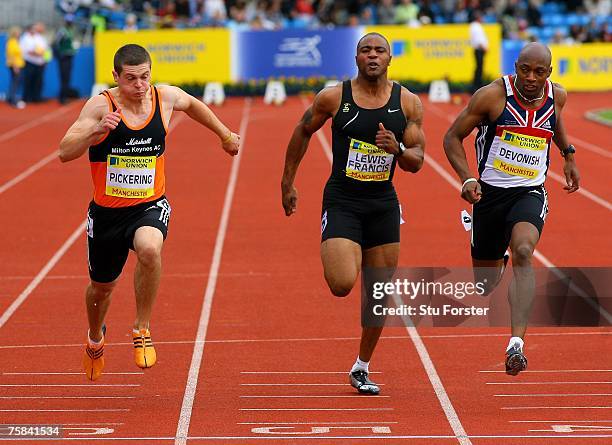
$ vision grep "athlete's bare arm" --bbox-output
[443,80,505,203]
[59,95,121,162]
[397,89,425,172]
[550,84,580,193]
[281,85,341,216]
[160,85,240,156]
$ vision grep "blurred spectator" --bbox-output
[601,23,612,42]
[53,15,76,104]
[440,0,457,22]
[229,0,250,29]
[204,0,228,23]
[569,24,587,43]
[584,0,611,16]
[469,10,488,92]
[453,0,470,23]
[526,0,542,27]
[564,0,583,12]
[418,0,436,24]
[20,22,49,103]
[6,26,25,109]
[360,6,375,25]
[377,0,396,25]
[124,12,139,30]
[395,0,420,25]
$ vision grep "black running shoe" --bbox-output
[505,344,527,376]
[349,370,380,395]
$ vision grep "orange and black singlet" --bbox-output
[89,86,168,208]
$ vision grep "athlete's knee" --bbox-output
[136,243,162,268]
[326,277,354,297]
[89,281,115,301]
[512,244,534,267]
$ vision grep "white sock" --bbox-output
[506,336,524,352]
[87,330,104,347]
[350,356,369,373]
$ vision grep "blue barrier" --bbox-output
[0,33,94,101]
[502,40,523,75]
[233,28,361,81]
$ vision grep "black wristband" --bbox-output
[561,144,576,157]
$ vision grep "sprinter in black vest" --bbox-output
[281,33,425,394]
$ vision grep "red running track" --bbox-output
[0,94,610,444]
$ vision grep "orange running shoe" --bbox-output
[133,328,156,368]
[83,325,106,381]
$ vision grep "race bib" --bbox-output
[345,138,394,182]
[106,155,156,198]
[493,130,547,179]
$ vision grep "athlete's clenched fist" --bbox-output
[93,108,122,136]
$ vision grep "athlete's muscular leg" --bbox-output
[86,280,116,341]
[359,242,400,362]
[508,222,540,339]
[472,258,506,295]
[320,238,362,297]
[133,226,164,331]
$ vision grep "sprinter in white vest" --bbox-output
[443,42,580,376]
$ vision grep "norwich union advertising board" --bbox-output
[366,24,501,83]
[550,44,612,92]
[95,28,230,84]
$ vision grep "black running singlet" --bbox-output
[328,80,407,195]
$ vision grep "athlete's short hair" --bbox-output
[356,32,390,52]
[114,44,152,74]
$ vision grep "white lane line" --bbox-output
[0,331,608,351]
[547,170,612,211]
[175,98,252,445]
[0,102,77,144]
[2,371,144,376]
[237,422,399,425]
[240,408,394,411]
[0,271,270,281]
[502,406,612,409]
[240,383,385,386]
[241,371,382,374]
[0,396,135,399]
[568,135,612,159]
[510,420,612,423]
[487,382,612,385]
[404,320,472,445]
[0,222,86,330]
[0,434,609,440]
[0,384,139,387]
[425,331,611,339]
[0,409,130,412]
[305,99,473,445]
[240,395,391,398]
[482,370,612,373]
[0,151,58,195]
[495,394,612,397]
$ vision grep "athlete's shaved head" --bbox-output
[517,42,552,68]
[356,32,390,53]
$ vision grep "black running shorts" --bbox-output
[86,196,171,283]
[321,185,402,249]
[471,181,548,261]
